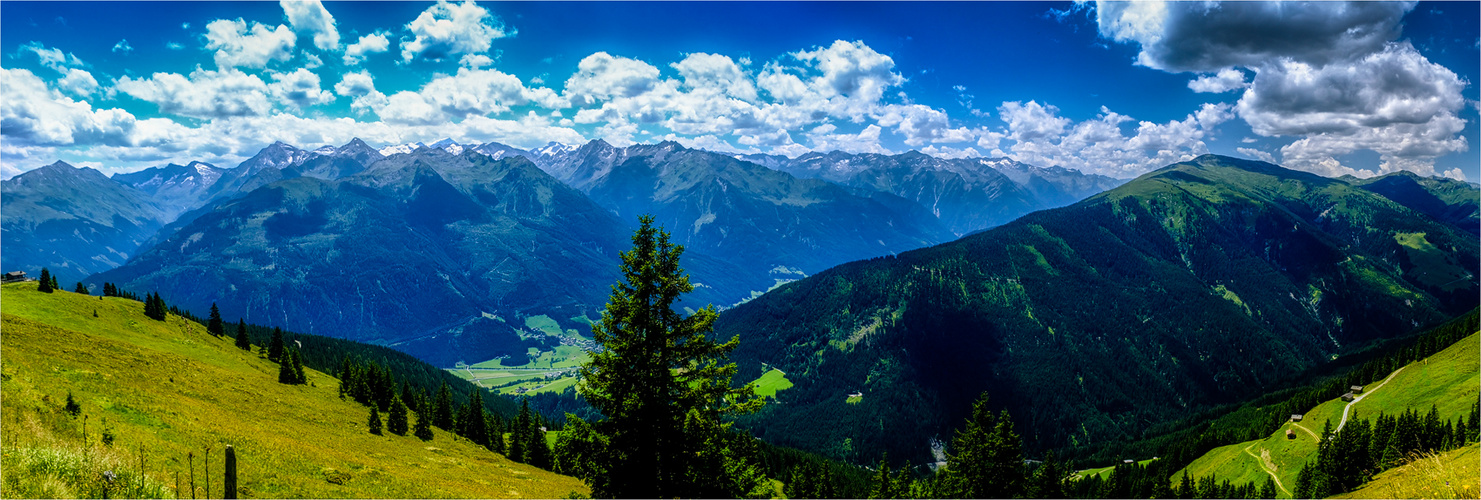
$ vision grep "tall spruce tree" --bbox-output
[49,273,59,292]
[526,409,553,470]
[292,348,307,384]
[558,216,765,498]
[37,268,54,293]
[433,382,455,430]
[461,390,492,450]
[207,303,223,336]
[74,282,88,294]
[487,411,507,454]
[509,400,529,463]
[414,407,435,441]
[268,327,285,362]
[278,348,298,384]
[944,393,1025,498]
[387,392,409,436]
[368,406,382,435]
[235,320,251,350]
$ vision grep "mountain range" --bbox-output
[6,137,1122,365]
[1,161,167,285]
[714,154,1479,464]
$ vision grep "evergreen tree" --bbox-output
[387,392,409,436]
[510,399,531,462]
[526,410,553,470]
[487,411,506,454]
[235,320,251,350]
[868,454,897,499]
[558,216,765,498]
[278,349,298,384]
[943,393,1024,498]
[49,273,59,292]
[292,348,307,384]
[74,282,88,294]
[401,383,419,415]
[461,389,492,450]
[143,292,156,318]
[1028,451,1065,499]
[268,327,284,362]
[207,303,223,336]
[433,382,455,430]
[1259,476,1278,498]
[63,392,82,416]
[368,406,382,435]
[338,358,356,399]
[414,408,435,441]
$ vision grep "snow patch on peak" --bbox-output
[429,138,464,154]
[378,142,427,157]
[531,142,577,158]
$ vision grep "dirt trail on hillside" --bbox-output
[1242,444,1291,496]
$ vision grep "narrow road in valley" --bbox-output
[1242,444,1291,497]
[1337,366,1405,433]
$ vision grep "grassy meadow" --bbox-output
[1173,332,1479,498]
[0,282,589,498]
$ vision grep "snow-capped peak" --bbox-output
[430,138,464,154]
[313,145,337,155]
[378,142,428,157]
[531,142,577,158]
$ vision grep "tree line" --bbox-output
[1294,403,1480,498]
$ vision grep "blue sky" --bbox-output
[2,1,1477,181]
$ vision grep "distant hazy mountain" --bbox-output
[527,140,955,297]
[749,151,1126,235]
[2,161,165,284]
[112,161,225,220]
[88,149,638,366]
[716,154,1479,464]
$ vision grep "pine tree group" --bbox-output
[73,282,88,294]
[277,347,307,385]
[143,292,168,321]
[37,268,54,293]
[433,382,455,431]
[941,394,1025,498]
[1293,404,1478,498]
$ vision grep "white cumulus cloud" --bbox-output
[268,68,335,108]
[115,67,273,119]
[203,18,296,69]
[400,0,513,63]
[281,0,339,51]
[343,32,390,65]
[1187,68,1246,93]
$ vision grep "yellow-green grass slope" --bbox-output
[1333,443,1479,499]
[0,282,589,498]
[1174,332,1480,498]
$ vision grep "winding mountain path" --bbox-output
[1242,444,1291,496]
[1336,366,1405,433]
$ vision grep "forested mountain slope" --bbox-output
[715,154,1479,464]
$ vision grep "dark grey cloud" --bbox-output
[1099,1,1414,72]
